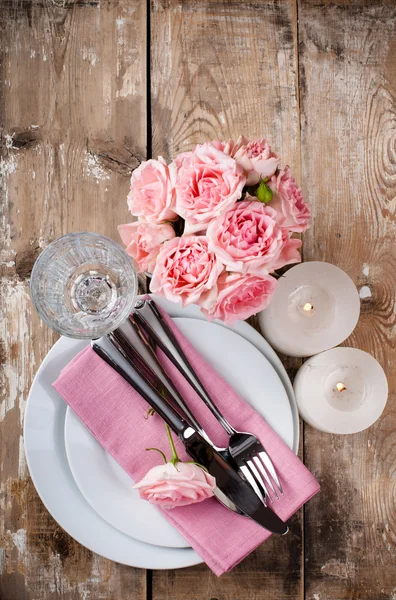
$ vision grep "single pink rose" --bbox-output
[118,221,176,273]
[133,462,216,509]
[202,271,277,326]
[223,136,279,186]
[127,157,177,222]
[150,235,223,308]
[269,167,311,233]
[174,143,245,234]
[207,198,299,275]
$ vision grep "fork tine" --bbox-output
[246,459,273,503]
[240,463,267,505]
[252,454,279,499]
[258,451,283,495]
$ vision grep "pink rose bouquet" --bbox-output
[119,137,311,326]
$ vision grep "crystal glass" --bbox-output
[30,232,138,339]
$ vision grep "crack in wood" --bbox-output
[0,338,6,366]
[1,130,40,151]
[86,138,143,177]
[15,247,41,280]
[1,0,395,598]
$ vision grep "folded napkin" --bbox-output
[53,307,319,576]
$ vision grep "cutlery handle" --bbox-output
[115,318,209,439]
[91,339,189,437]
[133,299,235,436]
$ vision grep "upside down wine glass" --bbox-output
[30,232,138,339]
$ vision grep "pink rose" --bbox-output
[224,136,279,186]
[150,235,223,308]
[127,157,177,222]
[118,221,176,273]
[269,167,311,233]
[173,149,193,169]
[202,272,277,326]
[174,143,245,234]
[278,230,302,269]
[133,462,216,509]
[209,140,227,152]
[207,199,300,275]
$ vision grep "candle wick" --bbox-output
[336,382,346,392]
[303,303,313,311]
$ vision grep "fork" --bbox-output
[132,298,283,504]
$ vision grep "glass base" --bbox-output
[70,270,118,315]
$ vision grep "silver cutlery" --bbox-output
[115,317,269,511]
[91,335,288,535]
[132,298,283,504]
[107,320,243,516]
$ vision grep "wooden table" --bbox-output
[1,1,395,598]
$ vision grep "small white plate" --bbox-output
[24,295,299,569]
[64,317,294,549]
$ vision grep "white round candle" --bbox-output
[293,348,388,434]
[258,262,360,357]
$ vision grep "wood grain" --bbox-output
[150,1,304,598]
[299,1,396,599]
[1,0,396,598]
[0,1,146,598]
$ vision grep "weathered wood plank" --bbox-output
[0,1,147,598]
[3,1,394,598]
[150,1,303,597]
[299,1,396,599]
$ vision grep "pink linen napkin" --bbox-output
[53,309,320,576]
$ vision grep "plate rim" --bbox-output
[24,295,299,569]
[63,315,294,549]
[23,333,203,569]
[64,406,191,549]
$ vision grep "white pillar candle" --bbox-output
[258,262,360,357]
[293,348,388,434]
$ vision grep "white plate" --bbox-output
[64,317,294,549]
[24,295,299,569]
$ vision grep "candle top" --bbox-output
[293,347,388,434]
[259,262,360,357]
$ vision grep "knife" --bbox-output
[180,425,288,534]
[91,336,288,535]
